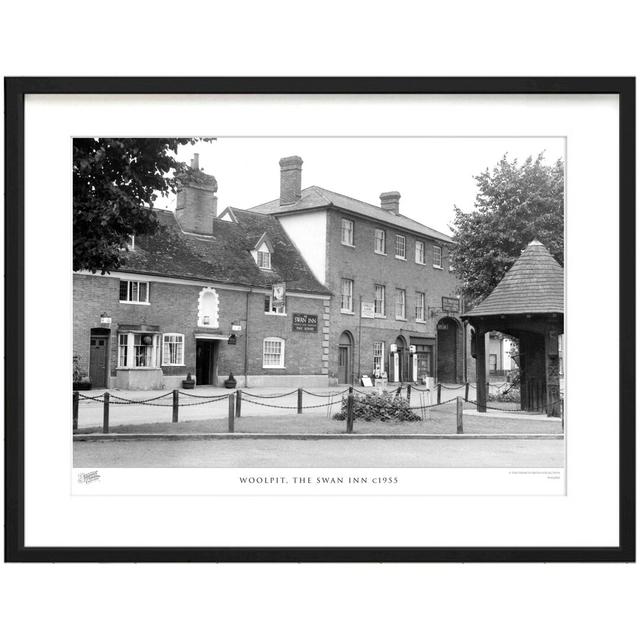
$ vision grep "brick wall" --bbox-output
[73,273,327,387]
[323,208,471,382]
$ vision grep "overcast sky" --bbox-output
[157,137,564,236]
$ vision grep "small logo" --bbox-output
[78,470,101,484]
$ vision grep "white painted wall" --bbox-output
[277,210,327,284]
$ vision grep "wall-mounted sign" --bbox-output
[100,315,112,326]
[227,334,237,345]
[292,313,318,332]
[272,282,286,309]
[442,296,460,313]
[231,324,242,332]
[360,301,375,318]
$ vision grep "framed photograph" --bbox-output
[5,77,635,562]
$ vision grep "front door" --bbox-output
[338,346,350,384]
[89,335,108,388]
[196,340,217,385]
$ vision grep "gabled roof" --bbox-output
[248,185,453,244]
[120,208,329,295]
[463,240,564,317]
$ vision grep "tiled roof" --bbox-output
[249,185,453,244]
[120,208,330,295]
[463,240,564,317]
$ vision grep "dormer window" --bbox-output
[252,233,274,270]
[257,246,271,270]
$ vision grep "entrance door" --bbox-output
[437,318,458,382]
[89,335,109,388]
[196,340,217,385]
[338,346,349,384]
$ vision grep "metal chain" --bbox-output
[241,389,299,399]
[303,389,348,398]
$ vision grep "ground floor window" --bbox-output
[118,332,160,368]
[373,341,385,375]
[263,337,285,368]
[489,353,498,372]
[162,333,185,366]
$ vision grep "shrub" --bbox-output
[333,390,421,422]
[488,386,521,403]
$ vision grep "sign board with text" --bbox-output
[361,301,376,318]
[292,313,318,333]
[442,296,460,313]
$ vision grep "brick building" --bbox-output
[249,156,473,384]
[73,156,330,390]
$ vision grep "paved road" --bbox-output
[74,437,564,468]
[75,385,479,428]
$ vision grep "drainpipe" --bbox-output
[244,288,251,388]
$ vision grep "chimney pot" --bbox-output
[191,153,200,170]
[279,156,303,205]
[380,191,401,215]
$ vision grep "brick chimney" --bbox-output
[175,154,218,235]
[279,156,303,205]
[380,191,401,215]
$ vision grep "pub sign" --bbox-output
[292,313,318,332]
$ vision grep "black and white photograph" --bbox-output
[72,136,566,473]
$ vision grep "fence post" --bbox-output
[465,382,470,402]
[561,398,564,433]
[486,382,490,405]
[407,384,412,403]
[456,396,464,434]
[297,387,303,414]
[346,386,354,434]
[102,392,110,434]
[236,389,242,418]
[172,389,179,423]
[437,383,442,405]
[73,391,79,432]
[228,393,235,433]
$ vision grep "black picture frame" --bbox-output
[4,77,635,563]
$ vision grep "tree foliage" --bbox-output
[450,153,564,306]
[73,138,209,273]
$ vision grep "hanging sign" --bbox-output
[292,313,318,332]
[272,282,286,309]
[442,296,460,313]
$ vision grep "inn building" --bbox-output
[248,156,473,384]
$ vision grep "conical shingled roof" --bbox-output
[463,240,564,317]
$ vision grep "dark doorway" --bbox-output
[437,317,459,382]
[338,331,353,384]
[196,340,217,385]
[89,329,110,388]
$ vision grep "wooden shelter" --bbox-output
[461,240,564,417]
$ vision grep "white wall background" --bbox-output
[1,2,638,640]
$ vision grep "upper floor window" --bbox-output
[162,333,185,366]
[341,278,354,313]
[263,337,285,368]
[264,295,286,315]
[433,245,443,269]
[395,234,406,259]
[374,284,386,317]
[119,280,149,304]
[374,229,386,254]
[341,218,354,246]
[395,288,406,320]
[415,240,425,264]
[415,292,425,322]
[257,248,271,270]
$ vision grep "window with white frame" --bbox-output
[433,245,442,268]
[395,288,406,319]
[263,337,285,368]
[264,295,286,315]
[341,278,354,312]
[117,333,160,368]
[415,292,425,321]
[341,218,354,246]
[257,247,271,270]
[395,234,406,259]
[374,284,386,316]
[373,341,385,375]
[415,240,425,264]
[374,229,386,254]
[162,333,185,366]
[119,280,149,304]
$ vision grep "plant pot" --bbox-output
[182,380,196,390]
[73,381,92,391]
[224,379,237,389]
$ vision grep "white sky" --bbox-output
[157,137,564,236]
